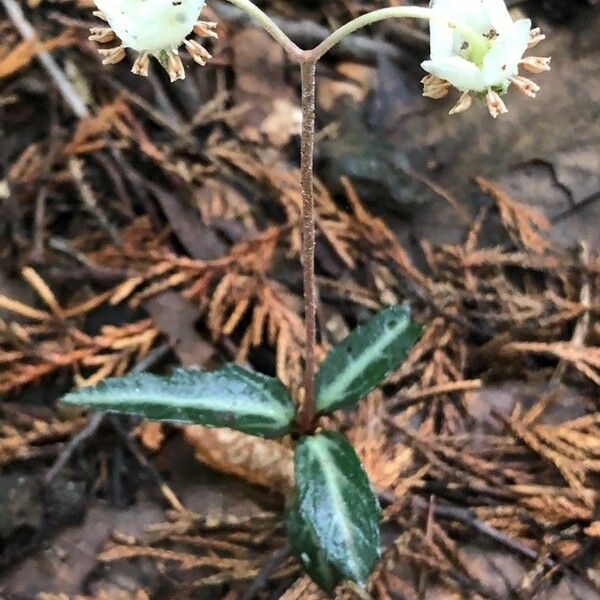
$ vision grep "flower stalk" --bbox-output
[309,6,486,62]
[297,59,318,432]
[223,0,303,61]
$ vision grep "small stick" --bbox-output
[109,415,186,512]
[390,379,483,409]
[44,412,104,484]
[295,58,318,433]
[409,495,555,568]
[44,344,171,485]
[550,242,591,385]
[240,543,292,600]
[1,0,89,118]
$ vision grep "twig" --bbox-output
[68,158,122,246]
[390,379,482,410]
[553,190,600,223]
[418,494,436,595]
[409,496,555,568]
[550,242,591,385]
[44,344,172,485]
[109,414,186,512]
[44,412,105,484]
[239,543,292,600]
[32,187,48,263]
[1,0,89,119]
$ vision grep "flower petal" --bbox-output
[429,19,454,59]
[482,18,531,87]
[482,0,514,34]
[422,57,487,92]
[457,0,497,34]
[429,0,460,58]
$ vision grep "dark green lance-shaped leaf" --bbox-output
[286,503,342,593]
[61,364,295,437]
[315,305,422,413]
[293,431,381,588]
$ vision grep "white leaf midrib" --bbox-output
[307,437,363,579]
[318,316,406,406]
[67,387,291,422]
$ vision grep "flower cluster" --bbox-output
[421,0,551,118]
[90,0,217,81]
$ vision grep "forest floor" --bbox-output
[0,0,599,598]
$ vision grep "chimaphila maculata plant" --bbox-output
[66,0,551,593]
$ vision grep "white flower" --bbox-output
[421,0,551,117]
[90,0,218,81]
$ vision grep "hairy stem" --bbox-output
[224,0,303,60]
[297,59,317,433]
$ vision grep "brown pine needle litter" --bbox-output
[0,0,599,598]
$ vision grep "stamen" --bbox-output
[449,92,473,115]
[486,90,508,118]
[161,51,185,82]
[421,74,451,99]
[131,53,150,77]
[97,46,126,65]
[184,39,212,65]
[520,56,551,74]
[193,20,219,38]
[528,28,546,49]
[89,27,116,43]
[511,76,540,98]
[423,84,451,99]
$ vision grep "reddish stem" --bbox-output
[296,57,318,433]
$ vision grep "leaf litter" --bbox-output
[0,0,599,598]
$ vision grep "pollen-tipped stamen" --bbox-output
[159,51,185,82]
[528,27,546,49]
[511,75,540,98]
[421,74,451,99]
[131,52,150,77]
[520,56,551,74]
[449,92,473,115]
[184,39,212,65]
[486,90,508,118]
[89,27,116,43]
[193,20,219,38]
[97,45,126,65]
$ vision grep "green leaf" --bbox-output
[61,364,295,437]
[293,431,380,588]
[315,305,422,413]
[286,503,342,593]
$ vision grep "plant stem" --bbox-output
[310,6,485,61]
[221,0,486,430]
[297,58,317,433]
[224,0,303,60]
